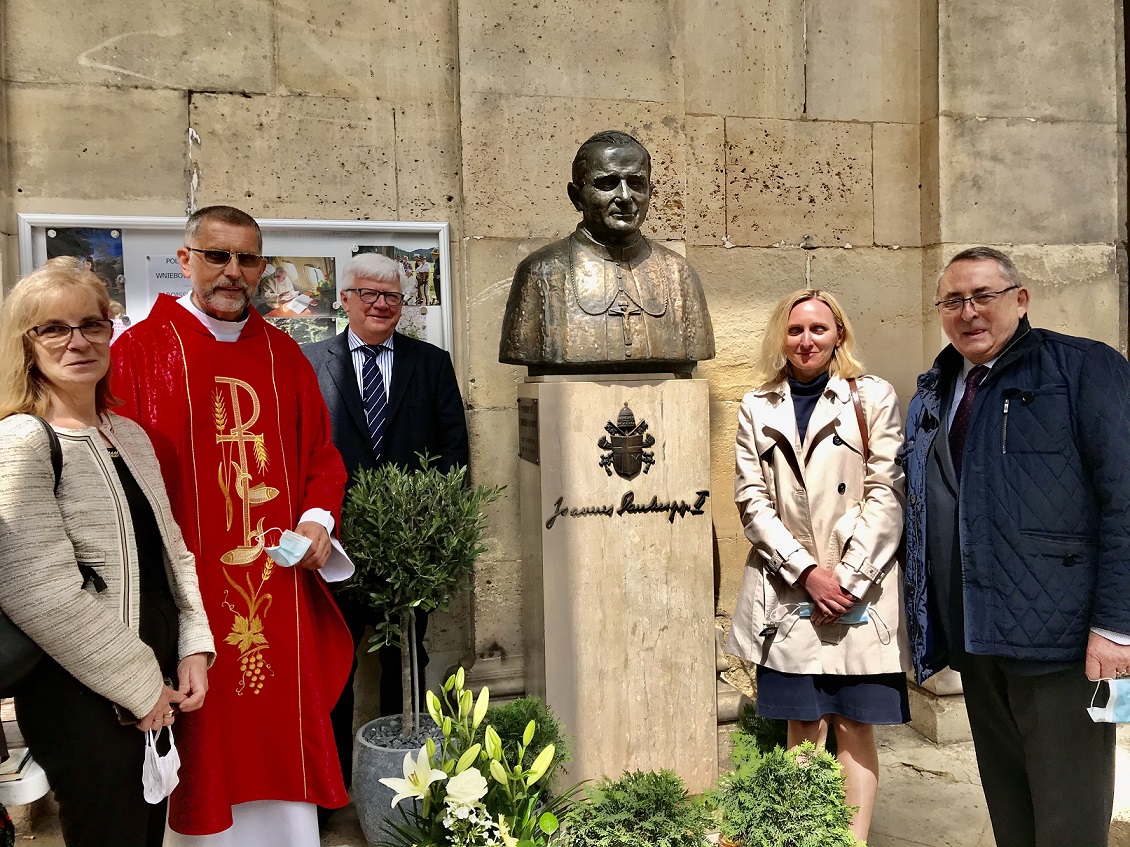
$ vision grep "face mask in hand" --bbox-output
[142,726,181,804]
[1087,679,1130,724]
[265,529,311,568]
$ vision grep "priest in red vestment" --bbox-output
[111,206,353,846]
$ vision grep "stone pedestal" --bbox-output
[519,374,717,793]
[907,667,972,744]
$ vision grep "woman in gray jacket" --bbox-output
[726,289,908,844]
[0,258,214,846]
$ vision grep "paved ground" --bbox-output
[10,724,1130,846]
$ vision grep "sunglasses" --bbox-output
[186,247,264,269]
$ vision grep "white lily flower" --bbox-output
[379,748,447,808]
[444,766,489,807]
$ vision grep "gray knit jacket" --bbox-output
[0,413,214,718]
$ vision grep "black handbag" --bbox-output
[0,416,63,698]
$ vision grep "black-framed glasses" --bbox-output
[935,285,1019,315]
[343,288,404,306]
[29,319,114,347]
[186,247,264,269]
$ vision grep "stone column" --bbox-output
[519,374,717,793]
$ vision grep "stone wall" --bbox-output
[1,1,1125,695]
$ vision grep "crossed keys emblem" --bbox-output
[598,402,656,480]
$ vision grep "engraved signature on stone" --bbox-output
[545,490,710,530]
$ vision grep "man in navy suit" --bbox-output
[304,252,469,809]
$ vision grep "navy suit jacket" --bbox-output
[303,330,469,486]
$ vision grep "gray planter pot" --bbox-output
[352,714,440,845]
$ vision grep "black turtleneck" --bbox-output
[788,370,830,442]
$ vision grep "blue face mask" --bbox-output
[1087,679,1130,724]
[265,530,311,568]
[796,603,870,625]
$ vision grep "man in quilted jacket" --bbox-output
[903,246,1130,847]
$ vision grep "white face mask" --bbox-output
[1087,679,1130,724]
[265,529,311,568]
[142,726,181,804]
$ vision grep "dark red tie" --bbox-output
[949,364,989,479]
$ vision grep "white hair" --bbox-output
[340,253,412,297]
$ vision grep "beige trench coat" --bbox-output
[726,375,909,676]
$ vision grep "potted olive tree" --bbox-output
[340,455,501,842]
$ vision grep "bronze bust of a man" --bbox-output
[498,130,715,375]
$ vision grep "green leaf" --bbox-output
[538,812,559,834]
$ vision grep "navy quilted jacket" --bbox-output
[903,318,1130,683]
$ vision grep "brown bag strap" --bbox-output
[847,377,869,465]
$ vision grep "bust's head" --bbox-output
[567,131,652,247]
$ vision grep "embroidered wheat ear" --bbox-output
[212,390,228,432]
[262,557,274,581]
[253,434,269,473]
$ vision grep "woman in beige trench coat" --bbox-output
[726,289,908,843]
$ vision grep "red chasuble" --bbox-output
[110,295,352,835]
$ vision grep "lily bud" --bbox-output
[526,744,555,786]
[522,720,536,747]
[426,690,443,726]
[489,758,509,785]
[455,744,481,774]
[484,725,503,760]
[472,686,490,730]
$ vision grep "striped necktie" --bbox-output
[360,345,388,460]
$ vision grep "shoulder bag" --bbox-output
[846,377,870,464]
[0,416,63,698]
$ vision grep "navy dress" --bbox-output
[755,372,910,725]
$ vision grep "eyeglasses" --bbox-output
[935,285,1019,315]
[342,288,404,306]
[185,247,264,269]
[29,319,114,347]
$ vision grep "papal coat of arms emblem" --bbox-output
[598,402,656,480]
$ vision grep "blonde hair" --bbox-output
[0,257,119,418]
[752,288,865,386]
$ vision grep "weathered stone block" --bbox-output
[460,94,685,240]
[907,682,972,744]
[808,247,925,404]
[725,118,873,247]
[688,245,810,401]
[920,118,942,247]
[461,236,553,411]
[938,117,1119,246]
[395,102,461,223]
[190,94,396,220]
[459,0,679,102]
[684,0,804,119]
[4,0,271,91]
[468,405,525,661]
[939,0,1119,122]
[806,0,922,124]
[9,86,187,202]
[920,0,940,120]
[276,0,456,101]
[997,243,1120,349]
[687,116,726,247]
[874,123,923,248]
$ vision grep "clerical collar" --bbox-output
[177,293,249,343]
[573,226,648,265]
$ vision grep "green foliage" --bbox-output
[341,455,503,651]
[559,770,710,847]
[736,704,787,756]
[713,741,859,847]
[476,697,571,794]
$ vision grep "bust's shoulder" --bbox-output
[515,237,573,276]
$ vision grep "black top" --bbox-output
[109,449,178,675]
[789,371,830,443]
